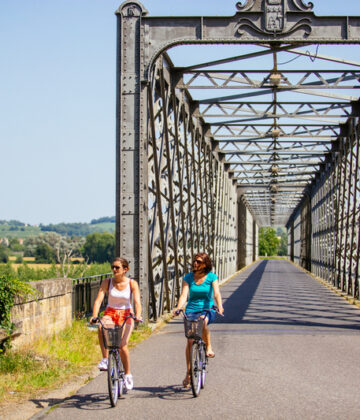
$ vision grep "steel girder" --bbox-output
[115,0,360,316]
[291,118,360,298]
[147,60,237,319]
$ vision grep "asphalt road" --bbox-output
[33,260,360,419]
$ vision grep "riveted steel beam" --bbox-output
[116,1,360,318]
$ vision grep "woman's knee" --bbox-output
[119,344,129,353]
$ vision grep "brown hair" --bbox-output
[193,252,212,274]
[112,257,129,270]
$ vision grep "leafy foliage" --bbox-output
[40,222,91,237]
[278,232,288,256]
[82,232,115,263]
[0,262,111,282]
[34,243,56,263]
[24,233,86,277]
[0,246,8,263]
[259,227,280,256]
[0,218,114,240]
[0,275,36,350]
[90,216,115,224]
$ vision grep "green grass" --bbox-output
[0,319,152,405]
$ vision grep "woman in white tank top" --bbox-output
[91,257,142,390]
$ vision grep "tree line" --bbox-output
[0,232,115,267]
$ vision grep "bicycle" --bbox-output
[175,307,222,397]
[91,314,141,407]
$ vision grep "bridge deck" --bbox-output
[37,260,360,419]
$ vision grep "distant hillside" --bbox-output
[0,218,115,239]
[0,222,41,239]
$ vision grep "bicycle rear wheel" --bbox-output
[190,341,202,397]
[200,342,207,389]
[107,352,119,406]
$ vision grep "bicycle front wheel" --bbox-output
[200,342,207,389]
[107,352,119,407]
[190,341,202,397]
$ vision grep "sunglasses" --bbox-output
[112,265,122,270]
[193,259,203,264]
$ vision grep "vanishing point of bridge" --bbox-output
[114,0,360,322]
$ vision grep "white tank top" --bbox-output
[107,278,132,310]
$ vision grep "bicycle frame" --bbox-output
[176,308,215,397]
[92,313,139,407]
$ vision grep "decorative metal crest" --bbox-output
[236,0,313,37]
[116,1,148,17]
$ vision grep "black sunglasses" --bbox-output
[112,265,122,270]
[193,259,203,264]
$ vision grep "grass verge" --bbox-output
[0,319,152,406]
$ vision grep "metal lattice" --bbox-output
[115,0,360,318]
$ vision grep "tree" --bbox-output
[82,232,115,263]
[8,238,24,252]
[23,233,86,277]
[0,245,8,263]
[34,243,56,263]
[278,232,288,256]
[259,227,280,256]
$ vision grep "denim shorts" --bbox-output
[185,310,215,325]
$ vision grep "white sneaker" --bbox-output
[124,374,134,390]
[97,358,108,371]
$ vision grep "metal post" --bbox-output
[115,1,149,320]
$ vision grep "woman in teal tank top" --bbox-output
[173,252,224,388]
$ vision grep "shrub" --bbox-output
[0,275,36,351]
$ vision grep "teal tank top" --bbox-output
[184,272,218,313]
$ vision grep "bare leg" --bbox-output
[183,338,193,386]
[119,321,134,374]
[99,316,114,359]
[98,327,108,358]
[202,318,214,357]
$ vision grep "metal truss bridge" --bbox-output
[114,0,360,321]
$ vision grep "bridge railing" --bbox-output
[72,273,111,319]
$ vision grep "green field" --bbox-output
[0,222,114,239]
[0,224,41,239]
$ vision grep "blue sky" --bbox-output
[1,0,359,225]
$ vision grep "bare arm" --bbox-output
[212,279,224,315]
[131,279,142,320]
[91,278,110,320]
[173,281,189,314]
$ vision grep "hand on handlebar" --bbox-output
[212,306,225,316]
[90,317,99,325]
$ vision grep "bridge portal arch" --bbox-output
[115,0,360,319]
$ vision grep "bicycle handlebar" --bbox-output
[174,306,224,319]
[89,313,143,327]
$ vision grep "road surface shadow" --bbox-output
[215,260,360,332]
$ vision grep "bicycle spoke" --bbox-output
[201,343,207,389]
[190,342,202,397]
[107,352,119,406]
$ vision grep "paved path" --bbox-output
[33,260,360,419]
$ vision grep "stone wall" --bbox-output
[10,278,72,348]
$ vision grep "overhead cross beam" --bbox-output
[115,0,360,318]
